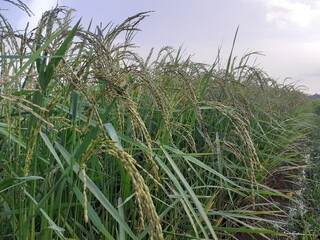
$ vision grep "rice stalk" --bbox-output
[108,147,164,240]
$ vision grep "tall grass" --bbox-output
[0,6,312,239]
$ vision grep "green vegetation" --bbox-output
[287,99,320,240]
[0,5,318,240]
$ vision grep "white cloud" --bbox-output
[264,0,320,29]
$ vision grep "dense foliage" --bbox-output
[0,6,315,240]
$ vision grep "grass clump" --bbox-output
[0,5,314,240]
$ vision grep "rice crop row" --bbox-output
[0,6,313,239]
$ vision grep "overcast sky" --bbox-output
[3,0,320,94]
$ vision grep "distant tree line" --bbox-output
[308,93,320,100]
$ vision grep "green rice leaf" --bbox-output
[40,19,81,91]
[55,142,139,240]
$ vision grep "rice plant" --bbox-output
[0,5,313,240]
